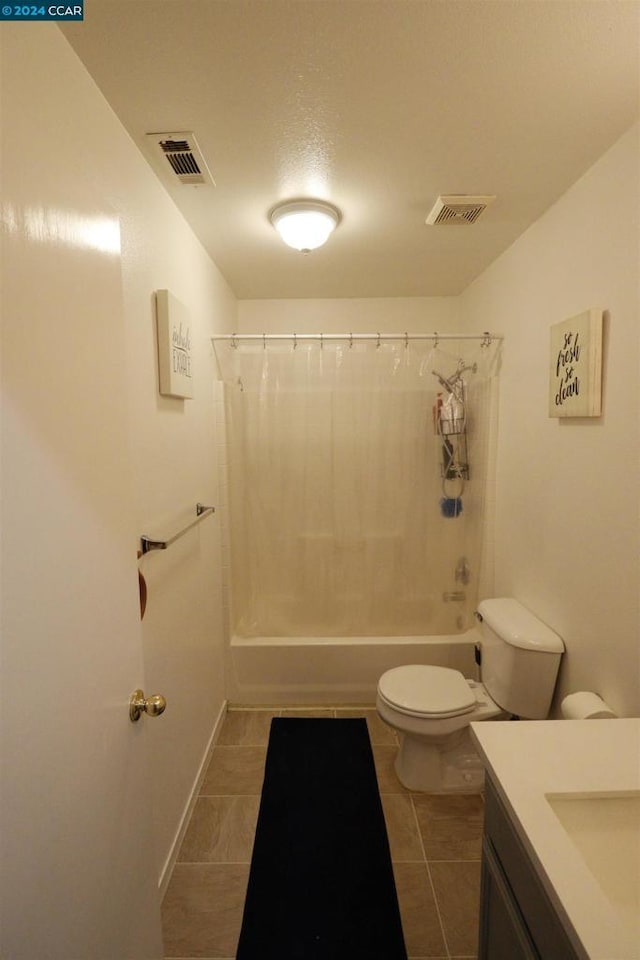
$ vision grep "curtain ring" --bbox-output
[320,332,324,350]
[376,332,381,349]
[262,332,266,350]
[231,333,238,350]
[404,332,409,349]
[293,332,297,350]
[349,332,353,349]
[433,331,439,349]
[482,331,492,347]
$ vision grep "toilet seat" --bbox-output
[377,664,477,719]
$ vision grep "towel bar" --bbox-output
[140,503,215,555]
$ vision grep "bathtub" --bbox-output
[225,629,481,705]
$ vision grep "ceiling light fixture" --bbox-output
[270,200,340,253]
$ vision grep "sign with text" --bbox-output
[156,289,193,399]
[549,310,603,418]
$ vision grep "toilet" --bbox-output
[376,598,564,792]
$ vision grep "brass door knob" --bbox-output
[129,689,167,722]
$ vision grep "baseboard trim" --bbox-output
[158,698,228,899]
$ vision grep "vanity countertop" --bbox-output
[470,718,640,960]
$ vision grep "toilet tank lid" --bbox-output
[477,598,564,654]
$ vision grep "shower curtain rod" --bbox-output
[212,331,501,346]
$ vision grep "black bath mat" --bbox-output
[236,717,407,960]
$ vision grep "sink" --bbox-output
[546,792,640,940]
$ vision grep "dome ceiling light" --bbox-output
[270,200,341,253]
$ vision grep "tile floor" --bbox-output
[162,707,483,960]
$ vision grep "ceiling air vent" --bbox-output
[425,195,495,226]
[145,131,215,186]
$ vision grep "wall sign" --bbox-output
[549,309,603,418]
[156,289,193,399]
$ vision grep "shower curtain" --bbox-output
[215,336,500,638]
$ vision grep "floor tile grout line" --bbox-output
[194,793,262,798]
[227,705,380,711]
[209,742,270,747]
[175,862,252,868]
[198,794,262,798]
[428,858,482,864]
[409,793,453,960]
[175,856,478,865]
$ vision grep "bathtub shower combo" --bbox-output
[214,332,501,704]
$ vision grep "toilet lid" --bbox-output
[378,665,477,719]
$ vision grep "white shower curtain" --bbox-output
[216,337,500,638]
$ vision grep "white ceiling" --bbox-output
[63,1,640,300]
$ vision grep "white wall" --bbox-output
[238,295,460,333]
[2,22,236,896]
[460,124,640,717]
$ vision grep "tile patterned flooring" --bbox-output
[162,707,483,960]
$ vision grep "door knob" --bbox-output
[129,689,167,722]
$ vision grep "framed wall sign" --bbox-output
[156,289,193,399]
[549,309,603,418]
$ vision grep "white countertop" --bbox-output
[470,718,640,960]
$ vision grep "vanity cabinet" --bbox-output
[479,776,581,960]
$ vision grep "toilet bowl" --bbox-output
[376,665,503,792]
[376,598,565,793]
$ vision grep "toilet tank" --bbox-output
[477,598,564,719]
